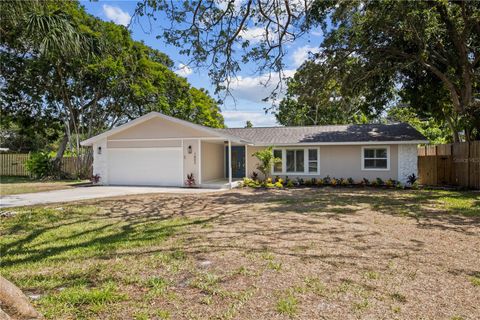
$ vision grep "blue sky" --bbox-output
[81,1,323,127]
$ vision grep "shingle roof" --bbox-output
[216,123,427,145]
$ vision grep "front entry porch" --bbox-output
[199,140,248,189]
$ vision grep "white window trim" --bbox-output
[271,147,320,175]
[361,145,390,171]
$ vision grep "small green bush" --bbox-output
[331,177,338,186]
[25,152,53,179]
[362,177,370,186]
[242,177,261,188]
[285,179,295,188]
[385,179,395,187]
[323,175,331,185]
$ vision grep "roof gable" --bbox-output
[81,112,244,146]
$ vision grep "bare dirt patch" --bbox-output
[1,188,479,319]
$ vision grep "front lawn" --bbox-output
[1,188,479,319]
[0,176,89,196]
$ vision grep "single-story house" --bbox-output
[81,112,428,188]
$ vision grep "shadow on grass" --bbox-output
[1,188,478,273]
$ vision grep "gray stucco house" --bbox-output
[81,112,427,188]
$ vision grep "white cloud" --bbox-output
[102,5,131,27]
[222,110,277,127]
[291,45,320,67]
[227,70,295,103]
[216,0,244,12]
[240,27,265,44]
[175,63,192,77]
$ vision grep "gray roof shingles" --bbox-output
[216,123,426,144]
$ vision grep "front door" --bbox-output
[225,146,246,178]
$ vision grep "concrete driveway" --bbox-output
[0,186,222,208]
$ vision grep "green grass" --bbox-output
[390,292,407,303]
[352,299,369,312]
[364,271,380,280]
[0,205,192,318]
[469,274,480,287]
[276,291,298,318]
[269,189,479,217]
[41,282,126,318]
[0,175,89,196]
[437,192,480,217]
[0,188,477,318]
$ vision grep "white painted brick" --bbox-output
[397,144,418,184]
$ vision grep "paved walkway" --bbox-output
[0,186,222,208]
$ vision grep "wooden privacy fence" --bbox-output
[0,153,30,176]
[418,141,480,189]
[0,153,92,177]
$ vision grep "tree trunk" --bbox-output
[0,275,42,319]
[51,133,68,170]
[445,116,460,143]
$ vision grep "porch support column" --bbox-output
[228,140,232,188]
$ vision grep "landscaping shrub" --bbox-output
[331,178,338,186]
[241,174,416,191]
[323,175,331,185]
[385,179,395,188]
[90,174,101,184]
[407,173,417,185]
[242,177,261,188]
[285,179,295,188]
[296,177,304,186]
[25,152,53,179]
[252,147,281,180]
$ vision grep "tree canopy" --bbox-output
[139,0,479,142]
[0,0,224,161]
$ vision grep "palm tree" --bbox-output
[1,0,100,169]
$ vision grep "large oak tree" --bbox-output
[1,0,224,175]
[138,0,479,141]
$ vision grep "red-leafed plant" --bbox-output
[185,173,196,187]
[90,174,101,184]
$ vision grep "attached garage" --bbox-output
[107,148,183,186]
[81,112,245,187]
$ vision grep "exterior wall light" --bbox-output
[98,146,102,155]
[188,145,192,154]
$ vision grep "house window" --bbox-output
[271,148,320,175]
[362,147,389,170]
[273,149,282,173]
[308,149,318,173]
[286,149,304,173]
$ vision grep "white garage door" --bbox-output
[107,148,183,186]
